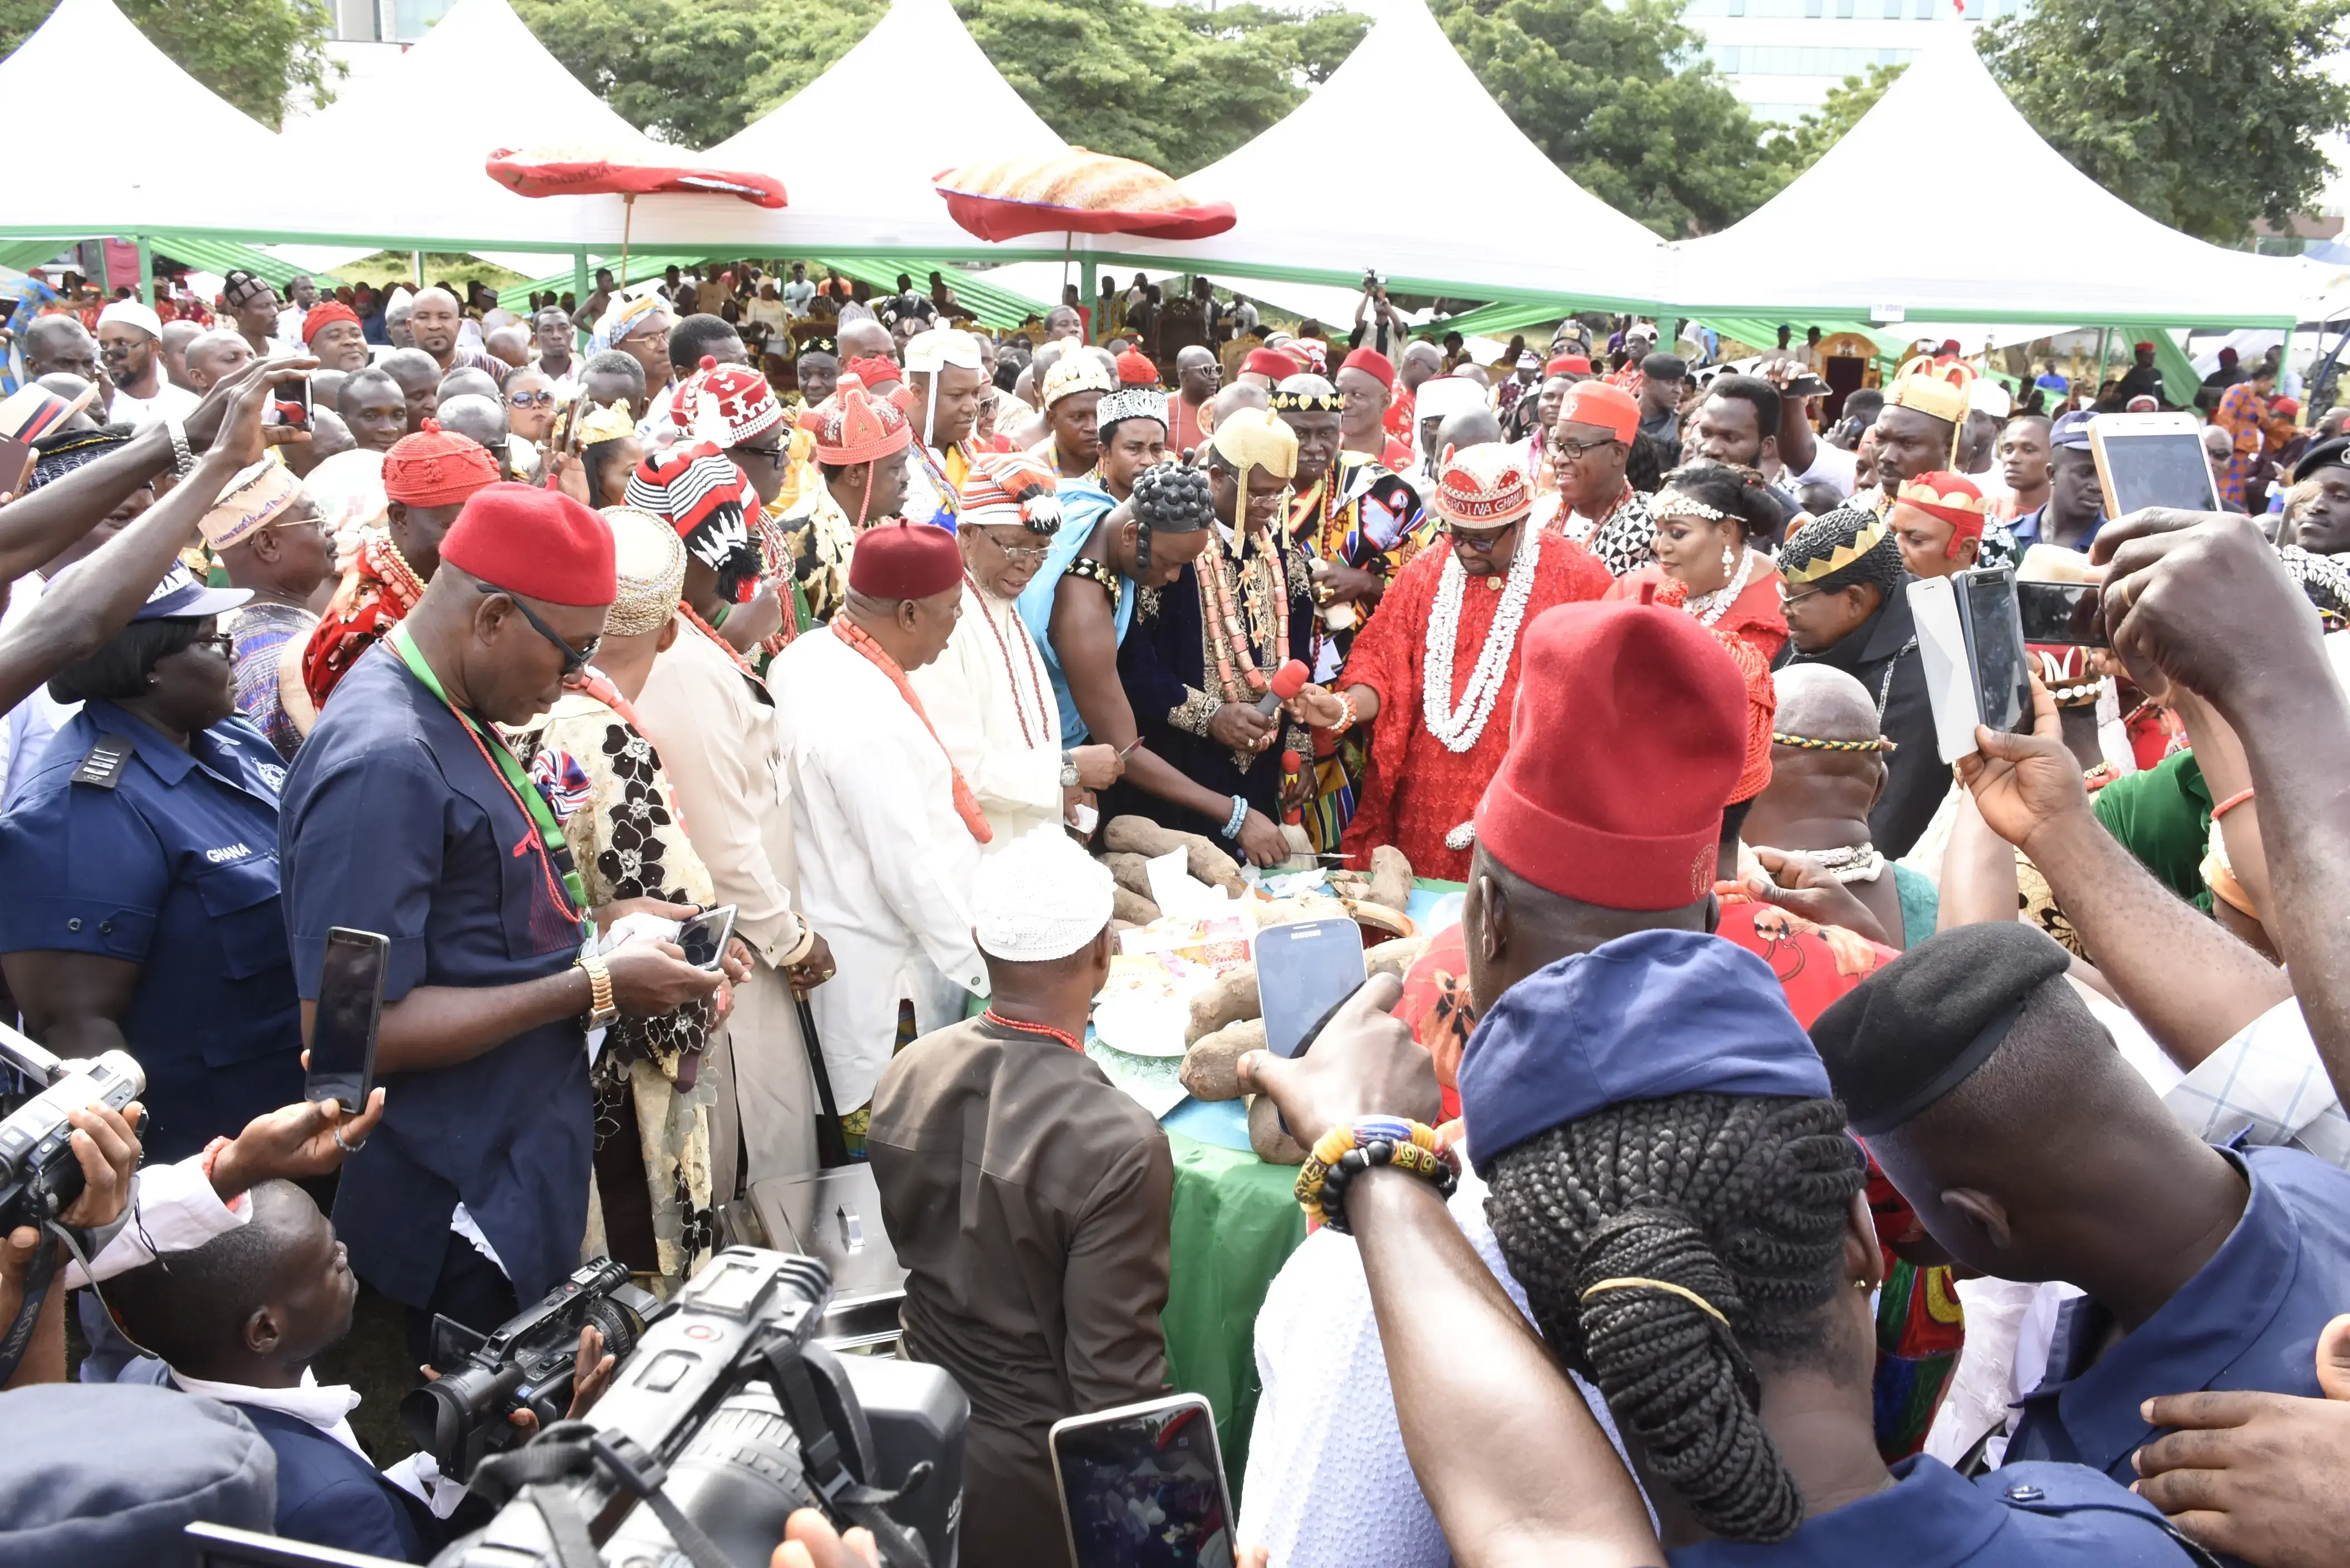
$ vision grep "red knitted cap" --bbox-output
[1475,600,1747,909]
[302,301,363,342]
[383,420,500,507]
[1342,346,1395,385]
[1547,353,1591,376]
[438,483,616,607]
[847,521,960,600]
[1559,380,1639,442]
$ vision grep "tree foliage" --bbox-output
[1760,62,1904,182]
[1979,0,2350,243]
[1431,0,1771,238]
[0,0,337,128]
[512,0,1366,170]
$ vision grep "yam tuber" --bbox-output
[1179,1017,1264,1101]
[1257,894,1353,929]
[1186,962,1259,1044]
[1111,886,1160,926]
[1248,1094,1309,1165]
[1100,852,1156,900]
[1105,815,1246,895]
[1368,845,1413,916]
[1365,934,1432,981]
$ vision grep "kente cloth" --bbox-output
[1535,486,1658,578]
[1608,562,1789,669]
[769,481,859,630]
[1872,1253,1968,1461]
[300,535,425,710]
[2213,382,2266,508]
[1335,533,1612,881]
[1117,528,1319,839]
[506,683,718,1292]
[228,602,319,763]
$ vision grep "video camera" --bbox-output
[404,1258,662,1483]
[0,1021,144,1236]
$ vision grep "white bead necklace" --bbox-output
[1422,524,1543,753]
[1683,544,1758,629]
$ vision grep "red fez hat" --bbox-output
[848,521,961,601]
[1342,346,1396,385]
[2133,340,2156,354]
[1474,600,1746,909]
[302,301,362,343]
[846,355,902,390]
[1546,353,1591,376]
[2219,346,2239,365]
[1558,379,1639,443]
[1244,347,1301,380]
[1115,349,1160,387]
[438,483,616,607]
[383,419,500,507]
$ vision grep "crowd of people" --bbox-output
[3,254,2350,1568]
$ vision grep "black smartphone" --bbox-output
[2015,580,2108,648]
[1255,917,1368,1060]
[1050,1394,1236,1568]
[268,378,312,429]
[674,904,737,971]
[1960,567,2035,734]
[306,927,389,1111]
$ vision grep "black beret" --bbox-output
[1808,923,2072,1136]
[2294,435,2350,483]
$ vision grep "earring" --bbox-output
[1853,1278,1872,1291]
[1721,542,1735,571]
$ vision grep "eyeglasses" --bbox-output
[733,445,785,466]
[188,631,236,659]
[1779,586,1825,609]
[1445,521,1519,553]
[983,530,1052,562]
[478,580,599,675]
[1549,435,1620,463]
[507,389,557,408]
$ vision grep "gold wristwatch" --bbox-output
[577,953,618,1028]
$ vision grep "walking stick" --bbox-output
[795,988,853,1169]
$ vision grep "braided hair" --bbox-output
[1657,460,1786,542]
[1484,1092,1863,1544]
[1129,460,1212,573]
[1780,503,1905,600]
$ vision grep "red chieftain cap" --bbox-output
[1244,347,1301,380]
[1475,600,1748,909]
[302,301,362,343]
[383,420,501,507]
[438,483,616,607]
[1341,346,1396,385]
[1115,349,1160,387]
[1558,380,1640,443]
[1546,353,1592,376]
[848,521,960,601]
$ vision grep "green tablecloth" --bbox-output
[1160,1130,1305,1495]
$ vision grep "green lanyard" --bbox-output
[390,625,591,934]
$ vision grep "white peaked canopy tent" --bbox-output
[616,0,1067,256]
[237,0,642,251]
[1671,21,2309,327]
[0,0,281,237]
[1109,0,1670,308]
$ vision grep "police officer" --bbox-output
[278,484,719,1351]
[0,564,301,1163]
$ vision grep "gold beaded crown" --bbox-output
[1886,354,1974,427]
[1778,516,1891,585]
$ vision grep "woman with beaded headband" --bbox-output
[1610,461,1789,669]
[1291,439,1612,880]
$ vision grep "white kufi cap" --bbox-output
[973,827,1115,964]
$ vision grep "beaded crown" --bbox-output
[1886,354,1975,426]
[1435,440,1533,526]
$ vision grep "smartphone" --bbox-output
[267,379,312,430]
[1050,1394,1236,1568]
[1255,917,1368,1060]
[674,904,737,971]
[2015,580,2108,647]
[2087,412,2221,518]
[1960,566,2035,736]
[306,927,389,1111]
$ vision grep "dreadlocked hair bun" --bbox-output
[1484,1092,1862,1545]
[1780,503,1905,599]
[1130,461,1213,533]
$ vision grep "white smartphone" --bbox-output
[1050,1393,1235,1568]
[1908,566,2035,764]
[2088,411,2222,517]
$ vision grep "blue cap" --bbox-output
[1456,928,1830,1175]
[2049,410,2094,452]
[132,562,249,622]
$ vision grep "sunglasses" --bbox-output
[478,580,599,675]
[1445,521,1519,553]
[507,390,557,408]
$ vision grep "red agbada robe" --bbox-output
[1338,531,1611,881]
[1608,561,1789,669]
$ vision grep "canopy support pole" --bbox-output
[572,248,589,312]
[134,234,153,307]
[1083,244,1097,345]
[620,196,635,290]
[413,251,424,288]
[2093,326,2111,406]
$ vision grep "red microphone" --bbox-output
[1254,658,1310,717]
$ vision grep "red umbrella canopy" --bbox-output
[934,148,1233,242]
[487,140,786,208]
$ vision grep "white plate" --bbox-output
[1089,988,1193,1057]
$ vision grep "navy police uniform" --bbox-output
[2008,1143,2350,1484]
[0,699,301,1163]
[235,1403,444,1564]
[277,642,591,1326]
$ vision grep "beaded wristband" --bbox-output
[1220,793,1249,840]
[1294,1116,1458,1234]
